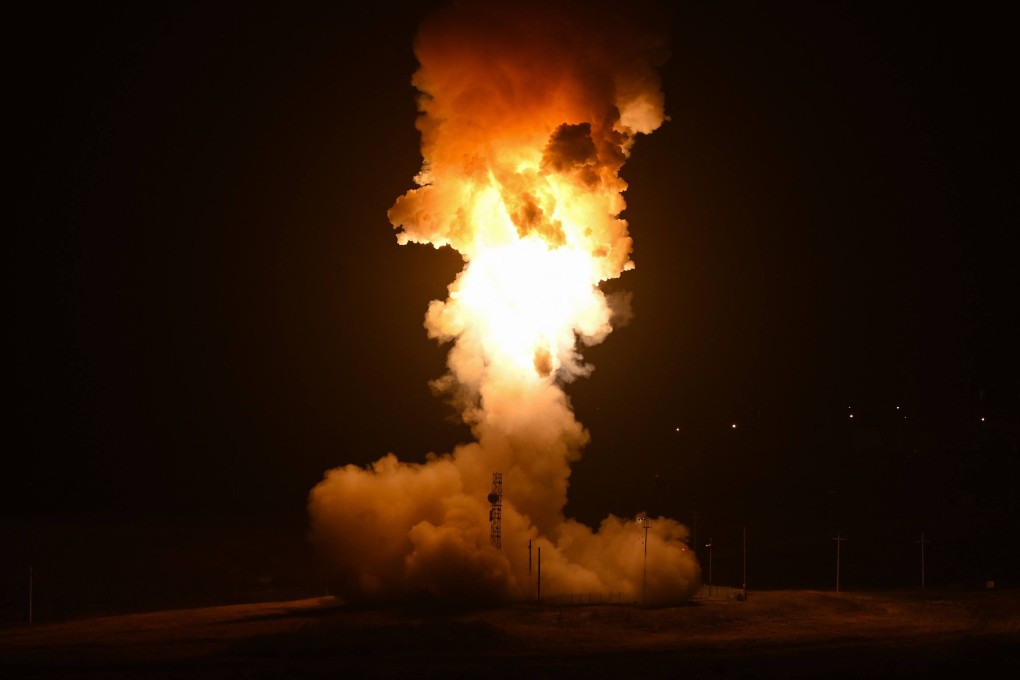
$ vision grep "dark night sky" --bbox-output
[7,1,1018,596]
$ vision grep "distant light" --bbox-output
[675,427,680,432]
[731,423,737,429]
[849,413,854,419]
[981,417,986,422]
[896,406,900,410]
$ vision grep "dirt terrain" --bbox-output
[2,589,1018,678]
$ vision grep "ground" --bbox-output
[2,589,1018,678]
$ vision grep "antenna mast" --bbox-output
[488,472,503,548]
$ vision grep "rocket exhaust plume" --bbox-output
[308,0,699,606]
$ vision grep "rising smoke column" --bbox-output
[308,0,700,606]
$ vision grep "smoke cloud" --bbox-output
[308,0,699,607]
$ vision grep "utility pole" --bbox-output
[832,531,847,592]
[690,511,700,558]
[639,515,652,605]
[742,526,748,601]
[705,538,713,596]
[536,546,542,607]
[915,531,930,591]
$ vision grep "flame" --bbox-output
[431,237,609,381]
[308,0,700,606]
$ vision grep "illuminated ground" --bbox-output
[2,589,1017,678]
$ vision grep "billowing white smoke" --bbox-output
[308,0,700,606]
